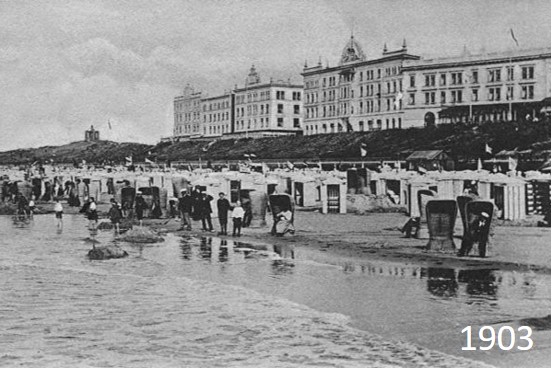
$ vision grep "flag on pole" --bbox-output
[510,28,519,47]
[360,143,368,157]
[509,157,517,171]
[485,143,493,154]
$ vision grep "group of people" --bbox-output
[176,188,246,237]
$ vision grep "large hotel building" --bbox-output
[173,66,302,140]
[173,36,550,140]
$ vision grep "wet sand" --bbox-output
[145,210,551,367]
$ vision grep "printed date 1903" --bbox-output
[461,325,533,351]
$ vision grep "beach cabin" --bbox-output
[524,172,551,218]
[320,177,347,214]
[291,173,321,208]
[479,173,526,221]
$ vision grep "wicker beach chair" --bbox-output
[426,200,457,252]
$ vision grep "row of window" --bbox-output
[235,118,300,130]
[203,112,229,123]
[411,65,535,88]
[203,124,229,136]
[234,103,301,117]
[304,117,402,135]
[175,112,200,123]
[202,100,230,112]
[409,84,535,105]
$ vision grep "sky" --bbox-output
[0,0,551,150]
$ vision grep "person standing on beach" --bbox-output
[87,197,98,229]
[29,195,36,219]
[217,192,232,235]
[16,193,29,218]
[108,198,123,233]
[177,189,193,231]
[231,202,245,237]
[199,191,214,232]
[54,198,63,228]
[134,191,147,226]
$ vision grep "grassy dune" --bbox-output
[0,121,550,169]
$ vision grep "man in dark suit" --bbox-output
[178,189,193,231]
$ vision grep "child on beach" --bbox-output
[231,202,245,237]
[54,198,63,228]
[87,197,98,229]
[108,198,123,233]
[29,195,36,219]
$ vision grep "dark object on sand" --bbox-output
[119,226,164,243]
[426,200,457,252]
[458,201,494,257]
[87,245,128,260]
[400,217,420,238]
[269,194,295,236]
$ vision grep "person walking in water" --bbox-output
[54,198,63,228]
[108,198,123,233]
[217,192,232,235]
[134,191,147,226]
[231,201,245,237]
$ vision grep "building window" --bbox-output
[424,91,435,105]
[409,75,415,88]
[440,91,446,104]
[472,89,479,101]
[277,117,284,127]
[488,87,501,101]
[408,93,415,105]
[451,90,463,103]
[471,70,479,84]
[521,85,534,99]
[507,66,514,81]
[293,91,301,101]
[276,91,285,100]
[359,121,364,131]
[440,73,446,86]
[293,118,300,128]
[521,66,534,80]
[424,74,436,87]
[294,104,300,114]
[488,68,502,83]
[451,72,462,85]
[506,86,514,100]
[277,104,284,114]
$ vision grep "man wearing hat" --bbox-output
[134,191,147,226]
[459,210,491,257]
[216,192,232,235]
[178,189,193,231]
